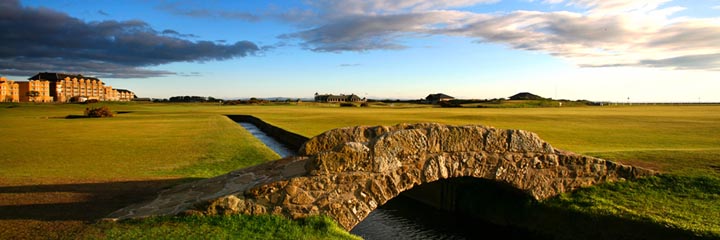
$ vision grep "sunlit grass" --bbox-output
[2,102,719,238]
[0,103,279,182]
[229,103,720,156]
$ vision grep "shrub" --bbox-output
[360,102,369,107]
[85,99,100,104]
[339,102,356,107]
[84,106,115,118]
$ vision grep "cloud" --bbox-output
[305,0,498,17]
[97,10,109,16]
[558,0,674,14]
[278,0,720,71]
[442,7,719,69]
[177,71,203,77]
[639,54,720,71]
[161,29,199,38]
[280,10,477,52]
[0,58,175,78]
[339,63,361,67]
[0,0,260,78]
[584,54,720,71]
[157,2,260,21]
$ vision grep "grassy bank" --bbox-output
[1,102,718,238]
[85,215,359,240]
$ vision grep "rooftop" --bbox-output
[29,72,101,82]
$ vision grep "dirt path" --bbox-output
[0,178,193,239]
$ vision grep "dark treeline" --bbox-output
[224,98,303,105]
[154,96,222,102]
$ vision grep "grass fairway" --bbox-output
[0,103,287,239]
[1,102,718,238]
[235,104,720,175]
[0,103,280,182]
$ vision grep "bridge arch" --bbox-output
[350,176,539,238]
[107,123,654,230]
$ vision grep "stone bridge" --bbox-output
[107,123,655,230]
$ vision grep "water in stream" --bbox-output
[351,194,548,240]
[237,122,295,158]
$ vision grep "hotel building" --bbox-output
[0,77,20,102]
[116,89,136,101]
[18,72,135,102]
[18,79,53,102]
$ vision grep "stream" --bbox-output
[237,122,295,158]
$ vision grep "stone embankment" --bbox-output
[107,123,655,230]
[226,115,308,152]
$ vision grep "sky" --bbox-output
[1,0,718,102]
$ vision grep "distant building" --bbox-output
[115,89,136,101]
[18,79,53,102]
[13,72,135,102]
[314,93,364,103]
[509,92,545,100]
[425,93,455,104]
[0,77,20,102]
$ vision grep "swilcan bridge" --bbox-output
[107,123,654,230]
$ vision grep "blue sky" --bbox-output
[2,0,719,101]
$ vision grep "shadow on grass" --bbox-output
[0,178,199,221]
[710,165,720,174]
[64,111,131,119]
[65,115,89,119]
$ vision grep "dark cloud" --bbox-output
[98,10,109,16]
[162,29,181,35]
[0,0,260,78]
[0,58,174,78]
[161,29,199,38]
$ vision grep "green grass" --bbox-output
[86,215,360,240]
[2,102,719,238]
[0,103,280,182]
[546,175,720,238]
[234,104,720,156]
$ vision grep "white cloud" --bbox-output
[306,0,498,16]
[280,0,720,71]
[562,0,674,14]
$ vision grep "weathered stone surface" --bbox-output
[106,123,655,230]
